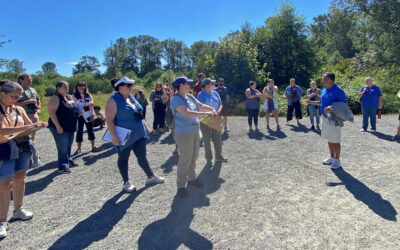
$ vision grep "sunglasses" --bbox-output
[77,84,86,87]
[121,83,133,88]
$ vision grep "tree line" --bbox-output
[1,1,399,113]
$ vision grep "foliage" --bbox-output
[42,62,57,73]
[6,59,25,73]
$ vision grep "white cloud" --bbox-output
[65,62,78,65]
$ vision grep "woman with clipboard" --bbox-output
[0,81,47,239]
[105,77,164,193]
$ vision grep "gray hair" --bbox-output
[365,77,373,83]
[0,81,23,94]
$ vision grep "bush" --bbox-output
[45,85,56,96]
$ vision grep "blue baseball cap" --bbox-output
[173,77,193,89]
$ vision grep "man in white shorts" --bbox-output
[305,72,347,169]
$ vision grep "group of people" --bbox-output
[0,70,398,239]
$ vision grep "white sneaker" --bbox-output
[0,222,7,239]
[331,159,342,169]
[323,157,335,165]
[123,181,136,193]
[146,175,165,185]
[360,128,366,132]
[12,207,33,221]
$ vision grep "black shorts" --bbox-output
[221,104,229,117]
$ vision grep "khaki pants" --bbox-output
[200,123,222,161]
[174,130,200,188]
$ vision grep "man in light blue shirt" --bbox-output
[197,78,228,165]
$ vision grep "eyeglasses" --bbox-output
[77,84,86,87]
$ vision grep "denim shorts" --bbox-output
[0,151,32,179]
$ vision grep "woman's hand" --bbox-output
[302,99,310,104]
[324,107,331,113]
[112,136,122,146]
[56,126,64,134]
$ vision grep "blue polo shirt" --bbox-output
[170,94,200,134]
[197,90,222,111]
[358,85,382,107]
[320,84,347,116]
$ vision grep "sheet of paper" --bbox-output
[102,126,131,146]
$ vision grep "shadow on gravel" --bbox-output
[27,160,58,177]
[370,131,399,143]
[49,189,147,249]
[247,130,275,140]
[138,162,224,249]
[82,147,116,166]
[327,168,397,221]
[147,134,161,144]
[160,132,175,145]
[25,171,59,196]
[160,154,179,173]
[267,129,287,139]
[288,124,309,133]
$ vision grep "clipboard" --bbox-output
[102,126,132,146]
[8,125,42,142]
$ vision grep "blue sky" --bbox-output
[1,0,331,76]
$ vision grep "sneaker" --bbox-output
[266,125,270,130]
[331,159,342,169]
[70,162,78,167]
[323,157,335,165]
[57,168,71,174]
[12,207,33,221]
[316,125,320,130]
[0,222,7,239]
[215,157,228,163]
[360,128,367,132]
[123,181,136,193]
[277,125,281,130]
[371,129,376,133]
[146,175,165,185]
[187,179,203,188]
[310,125,315,130]
[177,188,188,198]
[392,135,400,141]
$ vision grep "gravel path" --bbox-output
[1,110,399,249]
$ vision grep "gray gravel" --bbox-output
[1,110,400,249]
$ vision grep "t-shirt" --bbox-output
[18,86,40,113]
[358,85,382,107]
[197,90,222,111]
[170,94,200,134]
[320,84,347,116]
[193,82,202,97]
[216,86,229,105]
[291,87,298,102]
[307,88,322,106]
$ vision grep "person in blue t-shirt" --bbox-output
[305,72,347,169]
[170,76,217,198]
[357,77,383,132]
[197,78,228,165]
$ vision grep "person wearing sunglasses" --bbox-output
[170,76,217,198]
[72,82,97,155]
[105,77,164,193]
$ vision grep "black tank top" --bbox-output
[48,93,77,132]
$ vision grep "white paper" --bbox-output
[102,126,131,146]
[82,111,93,122]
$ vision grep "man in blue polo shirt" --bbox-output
[357,77,382,132]
[197,78,228,165]
[306,72,347,169]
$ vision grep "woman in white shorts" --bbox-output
[263,79,280,130]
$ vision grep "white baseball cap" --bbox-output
[114,77,135,87]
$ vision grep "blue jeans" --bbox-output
[308,105,320,125]
[362,105,378,130]
[117,137,154,182]
[49,127,75,170]
[0,151,32,180]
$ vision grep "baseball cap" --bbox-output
[218,78,224,82]
[173,77,193,89]
[114,77,135,87]
[201,78,216,88]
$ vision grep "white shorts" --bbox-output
[321,117,342,143]
[263,102,279,111]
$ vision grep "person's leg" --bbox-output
[76,117,84,148]
[397,119,400,136]
[85,120,96,142]
[212,129,223,159]
[152,109,158,130]
[174,133,194,188]
[143,107,147,120]
[247,109,253,128]
[370,106,377,130]
[254,109,259,128]
[328,142,335,158]
[308,105,315,125]
[200,123,213,161]
[265,111,270,127]
[287,105,294,123]
[0,178,12,222]
[117,144,134,182]
[67,132,75,166]
[316,106,320,126]
[294,101,303,122]
[361,105,368,130]
[332,143,341,160]
[187,131,200,182]
[49,127,69,170]
[160,110,166,129]
[12,151,31,211]
[273,109,279,126]
[132,137,154,178]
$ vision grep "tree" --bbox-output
[162,38,188,72]
[254,3,315,86]
[6,59,25,73]
[103,38,127,78]
[0,34,11,69]
[187,41,219,72]
[121,36,140,74]
[73,56,100,75]
[42,62,57,73]
[137,35,162,76]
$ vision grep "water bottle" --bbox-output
[326,112,333,120]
